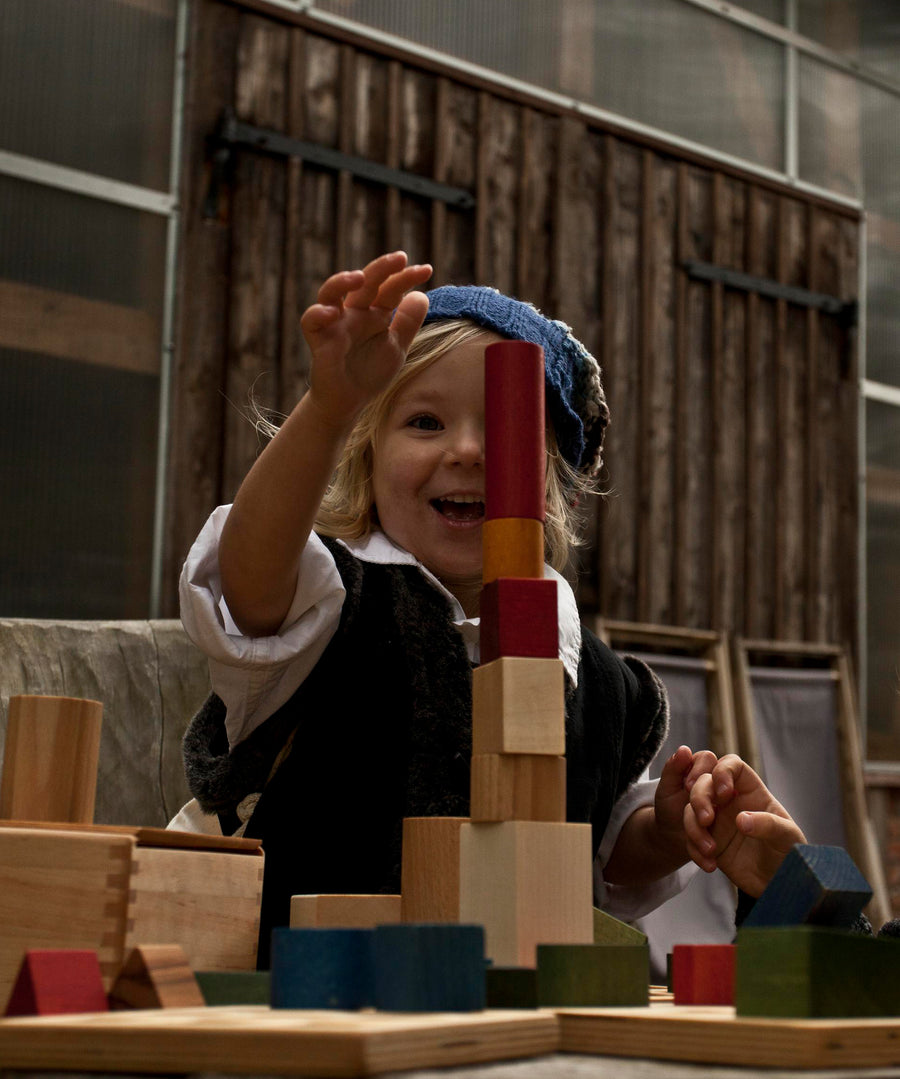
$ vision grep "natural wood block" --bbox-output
[472,658,565,756]
[470,754,565,822]
[4,949,108,1016]
[485,967,538,1009]
[290,894,402,929]
[0,825,263,1007]
[736,926,900,1018]
[593,908,648,947]
[743,843,872,929]
[194,970,271,1006]
[671,944,735,1005]
[459,821,593,967]
[108,944,204,1010]
[536,943,649,1006]
[482,518,544,584]
[270,927,374,1010]
[373,924,486,1012]
[401,817,467,923]
[0,695,103,823]
[479,578,558,663]
[484,340,545,522]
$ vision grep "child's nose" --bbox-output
[448,426,484,466]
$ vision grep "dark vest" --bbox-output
[183,538,667,966]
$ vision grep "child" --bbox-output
[172,251,804,963]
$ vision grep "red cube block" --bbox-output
[480,577,558,663]
[672,944,735,1005]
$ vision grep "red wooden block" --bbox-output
[485,341,545,522]
[4,949,109,1016]
[672,944,735,1005]
[480,577,558,663]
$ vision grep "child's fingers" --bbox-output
[683,749,717,791]
[344,251,411,308]
[686,772,717,827]
[655,745,693,799]
[390,291,430,354]
[737,810,806,850]
[373,263,434,313]
[315,269,366,308]
[300,302,346,339]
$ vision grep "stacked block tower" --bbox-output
[458,340,595,967]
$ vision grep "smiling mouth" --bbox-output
[431,497,485,523]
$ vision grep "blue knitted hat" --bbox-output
[423,285,609,477]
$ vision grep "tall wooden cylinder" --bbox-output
[0,695,103,823]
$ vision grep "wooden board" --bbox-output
[0,1005,558,1076]
[556,1002,900,1070]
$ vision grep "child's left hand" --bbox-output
[653,745,718,855]
[684,754,807,896]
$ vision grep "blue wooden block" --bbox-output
[373,924,486,1012]
[742,845,872,929]
[270,927,374,1009]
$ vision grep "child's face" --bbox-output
[372,333,503,599]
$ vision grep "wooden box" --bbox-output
[0,823,263,1008]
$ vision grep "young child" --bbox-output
[172,251,804,963]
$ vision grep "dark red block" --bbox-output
[672,944,735,1005]
[5,949,109,1016]
[480,577,558,663]
[485,341,545,522]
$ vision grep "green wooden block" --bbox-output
[536,943,649,1007]
[736,927,900,1018]
[592,907,648,946]
[194,970,271,1006]
[485,966,538,1008]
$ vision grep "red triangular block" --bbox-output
[4,949,109,1016]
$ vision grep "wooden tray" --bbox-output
[0,1005,559,1077]
[557,1002,900,1070]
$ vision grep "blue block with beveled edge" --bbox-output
[270,927,374,1009]
[742,844,872,930]
[373,924,486,1012]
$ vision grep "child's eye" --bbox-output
[407,414,442,431]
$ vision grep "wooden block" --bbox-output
[742,844,872,929]
[472,658,565,756]
[593,908,648,947]
[401,817,466,923]
[194,970,271,1005]
[671,944,735,1005]
[373,924,486,1012]
[484,340,545,522]
[736,926,900,1018]
[479,578,558,663]
[485,967,538,1008]
[4,950,108,1016]
[291,894,402,929]
[108,944,204,1010]
[470,754,565,822]
[482,518,544,584]
[536,943,649,1006]
[0,695,103,823]
[270,927,374,1010]
[459,821,593,967]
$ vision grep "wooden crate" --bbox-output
[0,823,263,1007]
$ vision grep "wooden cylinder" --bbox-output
[482,517,545,584]
[484,341,546,522]
[0,695,103,823]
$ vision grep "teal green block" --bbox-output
[536,943,649,1007]
[736,926,900,1018]
[592,908,647,946]
[485,967,538,1009]
[194,970,271,1006]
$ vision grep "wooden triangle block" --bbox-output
[109,944,204,1010]
[4,949,108,1016]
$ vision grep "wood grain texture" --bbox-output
[536,944,649,1007]
[469,753,566,823]
[479,577,558,664]
[270,927,374,1010]
[109,944,204,1010]
[471,658,565,756]
[482,518,544,584]
[671,944,735,1006]
[372,924,485,1012]
[290,894,401,929]
[400,817,466,924]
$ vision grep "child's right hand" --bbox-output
[300,251,433,427]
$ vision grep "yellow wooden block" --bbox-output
[459,821,593,967]
[400,817,468,923]
[290,894,402,929]
[470,754,566,822]
[482,518,544,584]
[472,658,565,755]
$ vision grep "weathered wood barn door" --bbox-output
[168,0,860,660]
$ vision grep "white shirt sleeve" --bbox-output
[179,505,346,748]
[592,777,698,921]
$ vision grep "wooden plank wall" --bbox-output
[168,0,860,659]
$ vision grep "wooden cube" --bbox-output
[536,943,649,1006]
[290,894,402,929]
[472,658,565,755]
[470,754,565,822]
[672,944,735,1005]
[0,824,263,1007]
[459,821,593,967]
[479,578,558,663]
[372,924,486,1012]
[401,817,467,923]
[482,518,545,584]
